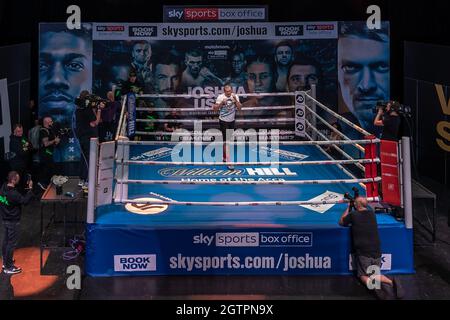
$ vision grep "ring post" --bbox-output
[401,136,413,229]
[115,136,129,203]
[87,138,99,224]
[364,135,378,199]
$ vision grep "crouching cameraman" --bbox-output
[339,194,403,299]
[75,91,105,185]
[373,101,401,141]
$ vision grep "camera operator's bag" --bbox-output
[29,125,41,151]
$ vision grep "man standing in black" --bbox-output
[1,171,33,274]
[339,196,403,299]
[373,101,401,141]
[121,71,143,96]
[75,92,102,185]
[38,117,60,191]
[99,91,121,142]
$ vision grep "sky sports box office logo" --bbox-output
[164,6,267,22]
[193,232,313,247]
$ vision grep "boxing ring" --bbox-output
[85,89,414,276]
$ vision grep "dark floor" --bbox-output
[1,176,449,300]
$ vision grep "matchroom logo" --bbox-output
[125,197,168,215]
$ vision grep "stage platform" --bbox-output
[86,144,414,276]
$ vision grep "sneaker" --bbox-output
[227,165,235,171]
[3,265,22,275]
[78,180,85,187]
[2,259,15,269]
[37,182,47,191]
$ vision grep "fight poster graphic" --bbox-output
[337,21,390,140]
[92,22,339,136]
[38,23,93,162]
[38,21,390,161]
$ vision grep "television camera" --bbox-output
[373,100,412,118]
[344,187,360,212]
[75,94,107,110]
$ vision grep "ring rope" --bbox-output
[117,138,380,146]
[306,119,366,172]
[116,177,381,186]
[116,197,380,207]
[136,105,294,112]
[136,118,295,124]
[303,104,365,153]
[135,130,295,136]
[119,159,380,166]
[303,131,361,185]
[305,93,371,137]
[138,92,297,99]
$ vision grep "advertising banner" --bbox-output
[163,5,268,23]
[39,21,390,161]
[0,79,11,155]
[38,23,92,162]
[380,140,401,206]
[86,224,413,276]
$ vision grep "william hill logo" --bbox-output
[129,26,157,37]
[158,167,297,177]
[114,254,156,272]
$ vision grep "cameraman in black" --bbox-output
[374,101,401,141]
[75,90,104,186]
[339,193,403,299]
[37,117,60,191]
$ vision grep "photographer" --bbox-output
[37,117,60,191]
[99,91,121,142]
[339,194,403,299]
[1,171,33,274]
[374,101,401,141]
[75,90,103,185]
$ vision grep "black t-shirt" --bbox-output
[342,209,381,258]
[9,135,29,167]
[76,107,98,139]
[381,113,401,141]
[121,80,143,95]
[38,127,55,160]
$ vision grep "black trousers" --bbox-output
[219,120,235,141]
[2,221,19,269]
[79,136,91,181]
[99,122,115,142]
[38,156,54,186]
